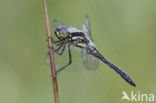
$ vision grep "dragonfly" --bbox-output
[50,15,136,87]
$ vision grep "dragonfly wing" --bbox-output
[81,49,99,71]
[82,15,94,42]
[52,19,67,31]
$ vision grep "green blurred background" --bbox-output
[0,0,156,103]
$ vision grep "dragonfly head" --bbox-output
[55,25,67,39]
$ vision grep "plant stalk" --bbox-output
[42,0,59,103]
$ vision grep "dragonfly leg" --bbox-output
[52,43,66,55]
[57,43,66,55]
[52,42,64,51]
[47,37,62,46]
[56,44,72,74]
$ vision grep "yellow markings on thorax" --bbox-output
[76,43,87,48]
[72,36,83,40]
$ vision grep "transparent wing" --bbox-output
[82,15,94,42]
[52,19,66,31]
[81,49,99,71]
[45,53,50,66]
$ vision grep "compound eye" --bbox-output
[56,28,59,32]
[59,26,67,32]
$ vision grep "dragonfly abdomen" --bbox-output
[89,47,136,87]
[100,56,136,87]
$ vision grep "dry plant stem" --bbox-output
[42,0,59,103]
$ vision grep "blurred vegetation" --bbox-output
[0,0,156,103]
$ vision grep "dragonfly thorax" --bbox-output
[55,25,68,40]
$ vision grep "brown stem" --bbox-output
[42,0,59,103]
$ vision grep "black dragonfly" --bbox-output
[49,16,136,87]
